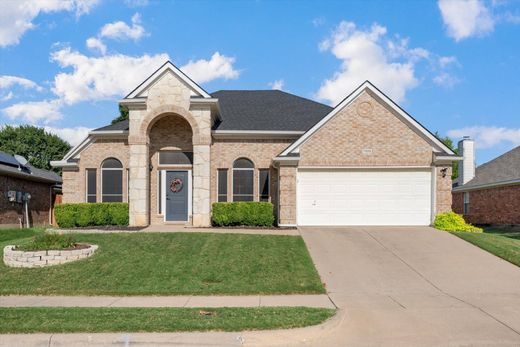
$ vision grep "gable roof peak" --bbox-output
[124,60,211,99]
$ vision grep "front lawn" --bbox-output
[0,229,325,295]
[453,226,520,267]
[0,307,335,333]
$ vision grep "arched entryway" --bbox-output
[148,114,194,224]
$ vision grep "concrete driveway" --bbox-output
[299,226,520,346]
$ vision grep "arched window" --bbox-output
[101,158,123,202]
[233,158,254,201]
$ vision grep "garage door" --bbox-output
[297,169,432,226]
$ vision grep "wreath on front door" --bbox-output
[170,178,183,193]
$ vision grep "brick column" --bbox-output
[278,165,297,226]
[192,144,211,226]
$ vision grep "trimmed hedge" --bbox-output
[55,203,129,228]
[212,202,275,227]
[434,212,482,233]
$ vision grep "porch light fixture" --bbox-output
[440,168,448,178]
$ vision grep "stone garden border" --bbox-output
[3,244,98,268]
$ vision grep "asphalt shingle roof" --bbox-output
[94,90,332,132]
[462,145,520,188]
[0,151,62,184]
[211,90,333,131]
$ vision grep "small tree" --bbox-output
[111,104,129,124]
[435,131,458,180]
[0,125,71,173]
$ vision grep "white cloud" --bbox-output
[181,52,240,84]
[438,0,495,41]
[99,13,147,41]
[269,79,285,90]
[124,0,149,7]
[0,0,100,47]
[0,75,42,91]
[44,125,92,146]
[86,37,107,55]
[438,55,459,68]
[1,91,14,102]
[312,17,326,27]
[448,126,520,149]
[316,21,422,105]
[2,99,63,123]
[50,47,169,104]
[433,72,460,88]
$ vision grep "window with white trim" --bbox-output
[101,158,123,202]
[233,158,254,201]
[463,192,470,215]
[86,169,96,203]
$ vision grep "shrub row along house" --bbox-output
[0,151,61,227]
[51,61,461,227]
[453,138,520,225]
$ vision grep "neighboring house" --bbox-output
[0,151,62,228]
[453,138,520,224]
[51,61,460,227]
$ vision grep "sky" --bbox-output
[1,0,520,165]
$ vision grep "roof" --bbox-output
[94,119,129,132]
[211,90,333,131]
[461,145,520,189]
[0,151,62,184]
[95,90,333,132]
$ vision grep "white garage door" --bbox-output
[297,169,432,226]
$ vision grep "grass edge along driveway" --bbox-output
[452,226,520,267]
[0,229,325,296]
[0,307,335,333]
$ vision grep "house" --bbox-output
[453,138,520,224]
[51,61,460,227]
[0,151,62,228]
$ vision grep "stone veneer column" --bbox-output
[436,165,453,214]
[192,144,211,227]
[278,165,297,226]
[128,143,149,226]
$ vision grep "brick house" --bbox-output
[51,61,460,227]
[0,151,61,228]
[453,138,520,225]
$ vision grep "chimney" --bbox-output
[458,136,475,185]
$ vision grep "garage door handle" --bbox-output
[312,200,316,206]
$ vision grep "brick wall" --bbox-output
[210,138,292,223]
[299,90,433,167]
[436,166,452,214]
[453,185,520,224]
[0,175,53,227]
[62,139,129,203]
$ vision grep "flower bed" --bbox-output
[3,244,98,268]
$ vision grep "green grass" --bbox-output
[453,226,520,267]
[0,307,335,333]
[0,229,325,295]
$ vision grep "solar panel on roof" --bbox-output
[0,151,20,167]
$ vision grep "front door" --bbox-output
[165,171,189,221]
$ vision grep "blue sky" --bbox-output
[1,0,519,165]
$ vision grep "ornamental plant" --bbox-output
[17,233,77,251]
[433,212,482,233]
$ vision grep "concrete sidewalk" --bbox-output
[0,294,335,309]
[50,227,300,236]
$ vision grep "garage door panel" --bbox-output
[297,169,432,226]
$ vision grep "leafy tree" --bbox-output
[111,104,129,124]
[435,131,459,180]
[0,125,71,173]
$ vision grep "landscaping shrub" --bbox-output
[55,203,129,228]
[17,233,76,251]
[212,202,274,227]
[434,212,483,232]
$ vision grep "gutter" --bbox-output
[212,130,304,140]
[453,178,520,192]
